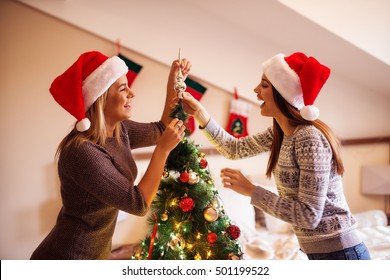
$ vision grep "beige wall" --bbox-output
[1,1,389,259]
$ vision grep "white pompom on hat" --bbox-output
[262,52,330,121]
[50,51,128,131]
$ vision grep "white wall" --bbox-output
[279,0,390,65]
[0,0,389,259]
[16,0,390,108]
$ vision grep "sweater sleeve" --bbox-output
[121,119,165,149]
[251,126,333,229]
[201,117,273,159]
[59,142,148,216]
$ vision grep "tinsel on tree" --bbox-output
[132,51,243,260]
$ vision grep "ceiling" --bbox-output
[16,0,390,102]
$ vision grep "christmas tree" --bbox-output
[133,52,243,260]
[133,136,243,260]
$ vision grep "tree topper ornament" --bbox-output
[174,48,186,99]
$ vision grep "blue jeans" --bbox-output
[306,242,371,260]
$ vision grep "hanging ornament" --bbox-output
[211,194,224,213]
[211,198,220,212]
[199,159,208,169]
[163,169,169,178]
[179,197,195,212]
[207,232,218,244]
[174,49,186,99]
[198,152,205,159]
[179,171,189,183]
[227,225,241,240]
[203,206,219,222]
[188,171,200,185]
[168,235,185,250]
[174,75,186,98]
[212,194,225,214]
[160,211,168,221]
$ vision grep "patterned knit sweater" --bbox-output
[202,118,361,254]
[31,120,165,260]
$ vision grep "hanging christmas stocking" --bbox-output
[226,88,252,138]
[184,77,207,135]
[118,53,143,87]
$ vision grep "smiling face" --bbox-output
[104,74,135,130]
[253,74,282,118]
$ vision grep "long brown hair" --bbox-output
[266,86,344,177]
[55,90,122,159]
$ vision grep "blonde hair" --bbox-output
[55,90,122,159]
[266,87,344,177]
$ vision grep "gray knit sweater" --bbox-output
[202,118,361,254]
[31,120,165,260]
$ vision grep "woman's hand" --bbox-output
[181,92,210,128]
[174,58,191,80]
[156,118,185,153]
[180,91,200,115]
[220,168,255,197]
[168,58,192,90]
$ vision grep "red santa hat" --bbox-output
[262,52,330,121]
[50,51,128,132]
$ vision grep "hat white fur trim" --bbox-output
[82,56,128,111]
[262,54,304,109]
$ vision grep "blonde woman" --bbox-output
[31,51,191,259]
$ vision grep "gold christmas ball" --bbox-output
[168,235,185,250]
[160,212,168,221]
[203,206,218,222]
[188,171,200,185]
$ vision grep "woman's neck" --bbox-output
[105,123,115,137]
[275,115,296,136]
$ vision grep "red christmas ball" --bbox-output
[179,197,195,212]
[227,225,241,240]
[179,172,189,183]
[199,159,208,169]
[207,232,218,244]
